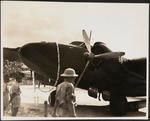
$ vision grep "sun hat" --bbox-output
[61,68,78,77]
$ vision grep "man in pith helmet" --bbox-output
[52,68,78,117]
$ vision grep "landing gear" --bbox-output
[48,90,56,107]
[110,94,128,116]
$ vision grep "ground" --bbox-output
[2,85,146,119]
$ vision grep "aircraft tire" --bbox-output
[110,94,128,116]
[48,90,56,107]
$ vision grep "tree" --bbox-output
[3,60,25,81]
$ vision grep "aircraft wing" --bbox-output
[118,62,146,97]
[123,58,146,78]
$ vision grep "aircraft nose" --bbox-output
[19,42,57,63]
[18,42,58,79]
[19,43,46,65]
[19,43,36,60]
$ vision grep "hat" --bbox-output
[61,68,78,77]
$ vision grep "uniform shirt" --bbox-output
[10,81,21,95]
[55,81,75,105]
[53,81,76,117]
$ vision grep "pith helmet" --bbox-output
[61,68,78,77]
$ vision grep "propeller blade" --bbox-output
[82,29,91,53]
[94,52,125,59]
[89,30,92,41]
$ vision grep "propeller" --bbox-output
[82,29,91,53]
[94,52,125,59]
[75,29,125,87]
[82,29,125,60]
[76,30,92,87]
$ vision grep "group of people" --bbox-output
[3,67,78,117]
[3,77,21,116]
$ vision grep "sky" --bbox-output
[1,1,149,59]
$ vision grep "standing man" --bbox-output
[3,76,9,113]
[52,68,78,117]
[9,77,21,116]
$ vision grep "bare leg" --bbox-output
[68,102,76,117]
[52,100,59,117]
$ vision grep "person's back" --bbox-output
[52,68,78,117]
[54,81,76,117]
[11,82,20,94]
[56,81,75,104]
[10,80,21,116]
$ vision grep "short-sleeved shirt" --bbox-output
[54,81,76,117]
[55,81,75,105]
[10,82,21,95]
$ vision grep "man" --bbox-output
[52,68,78,117]
[9,77,21,116]
[3,76,9,113]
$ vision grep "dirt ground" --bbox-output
[4,103,146,118]
[2,85,146,119]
